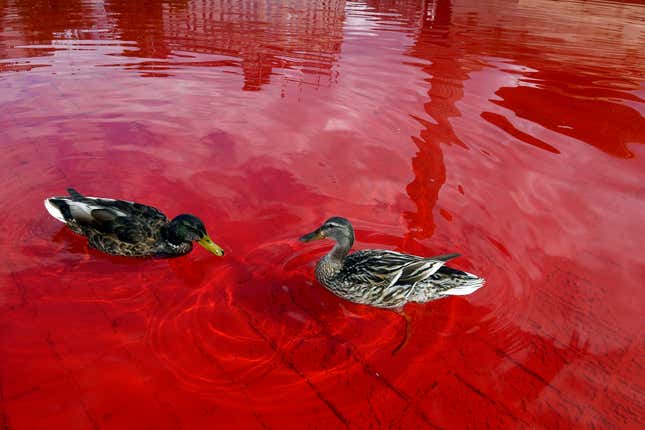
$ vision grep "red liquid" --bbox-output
[1,0,644,428]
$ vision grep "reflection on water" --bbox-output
[1,0,644,428]
[403,0,460,240]
[1,0,345,88]
[106,0,346,88]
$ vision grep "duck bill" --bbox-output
[299,228,325,242]
[198,235,225,256]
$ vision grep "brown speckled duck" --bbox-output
[300,217,484,309]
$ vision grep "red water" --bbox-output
[1,0,644,428]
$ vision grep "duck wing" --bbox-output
[45,188,168,243]
[84,208,149,243]
[343,250,460,288]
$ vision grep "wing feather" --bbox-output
[343,250,456,289]
[46,194,168,245]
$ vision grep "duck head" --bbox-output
[166,214,224,256]
[300,216,355,248]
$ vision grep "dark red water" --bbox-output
[1,0,644,428]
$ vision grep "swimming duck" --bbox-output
[44,188,224,258]
[300,217,484,309]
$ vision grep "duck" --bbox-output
[44,188,224,258]
[299,217,484,309]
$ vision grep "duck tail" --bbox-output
[435,266,485,296]
[67,188,84,200]
[44,198,68,222]
[441,275,485,296]
[44,187,81,223]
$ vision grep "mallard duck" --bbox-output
[44,188,224,257]
[300,217,484,309]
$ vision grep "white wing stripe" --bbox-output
[66,200,128,217]
[387,270,403,288]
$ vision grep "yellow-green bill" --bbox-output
[198,235,225,256]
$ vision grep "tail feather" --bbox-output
[44,198,67,222]
[432,253,461,262]
[67,188,84,200]
[441,274,485,296]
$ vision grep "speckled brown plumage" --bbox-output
[301,217,484,309]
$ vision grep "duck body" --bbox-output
[44,188,224,258]
[301,217,484,309]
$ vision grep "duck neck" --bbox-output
[162,224,187,246]
[316,234,353,283]
[327,236,352,264]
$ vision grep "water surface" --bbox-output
[1,0,644,428]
